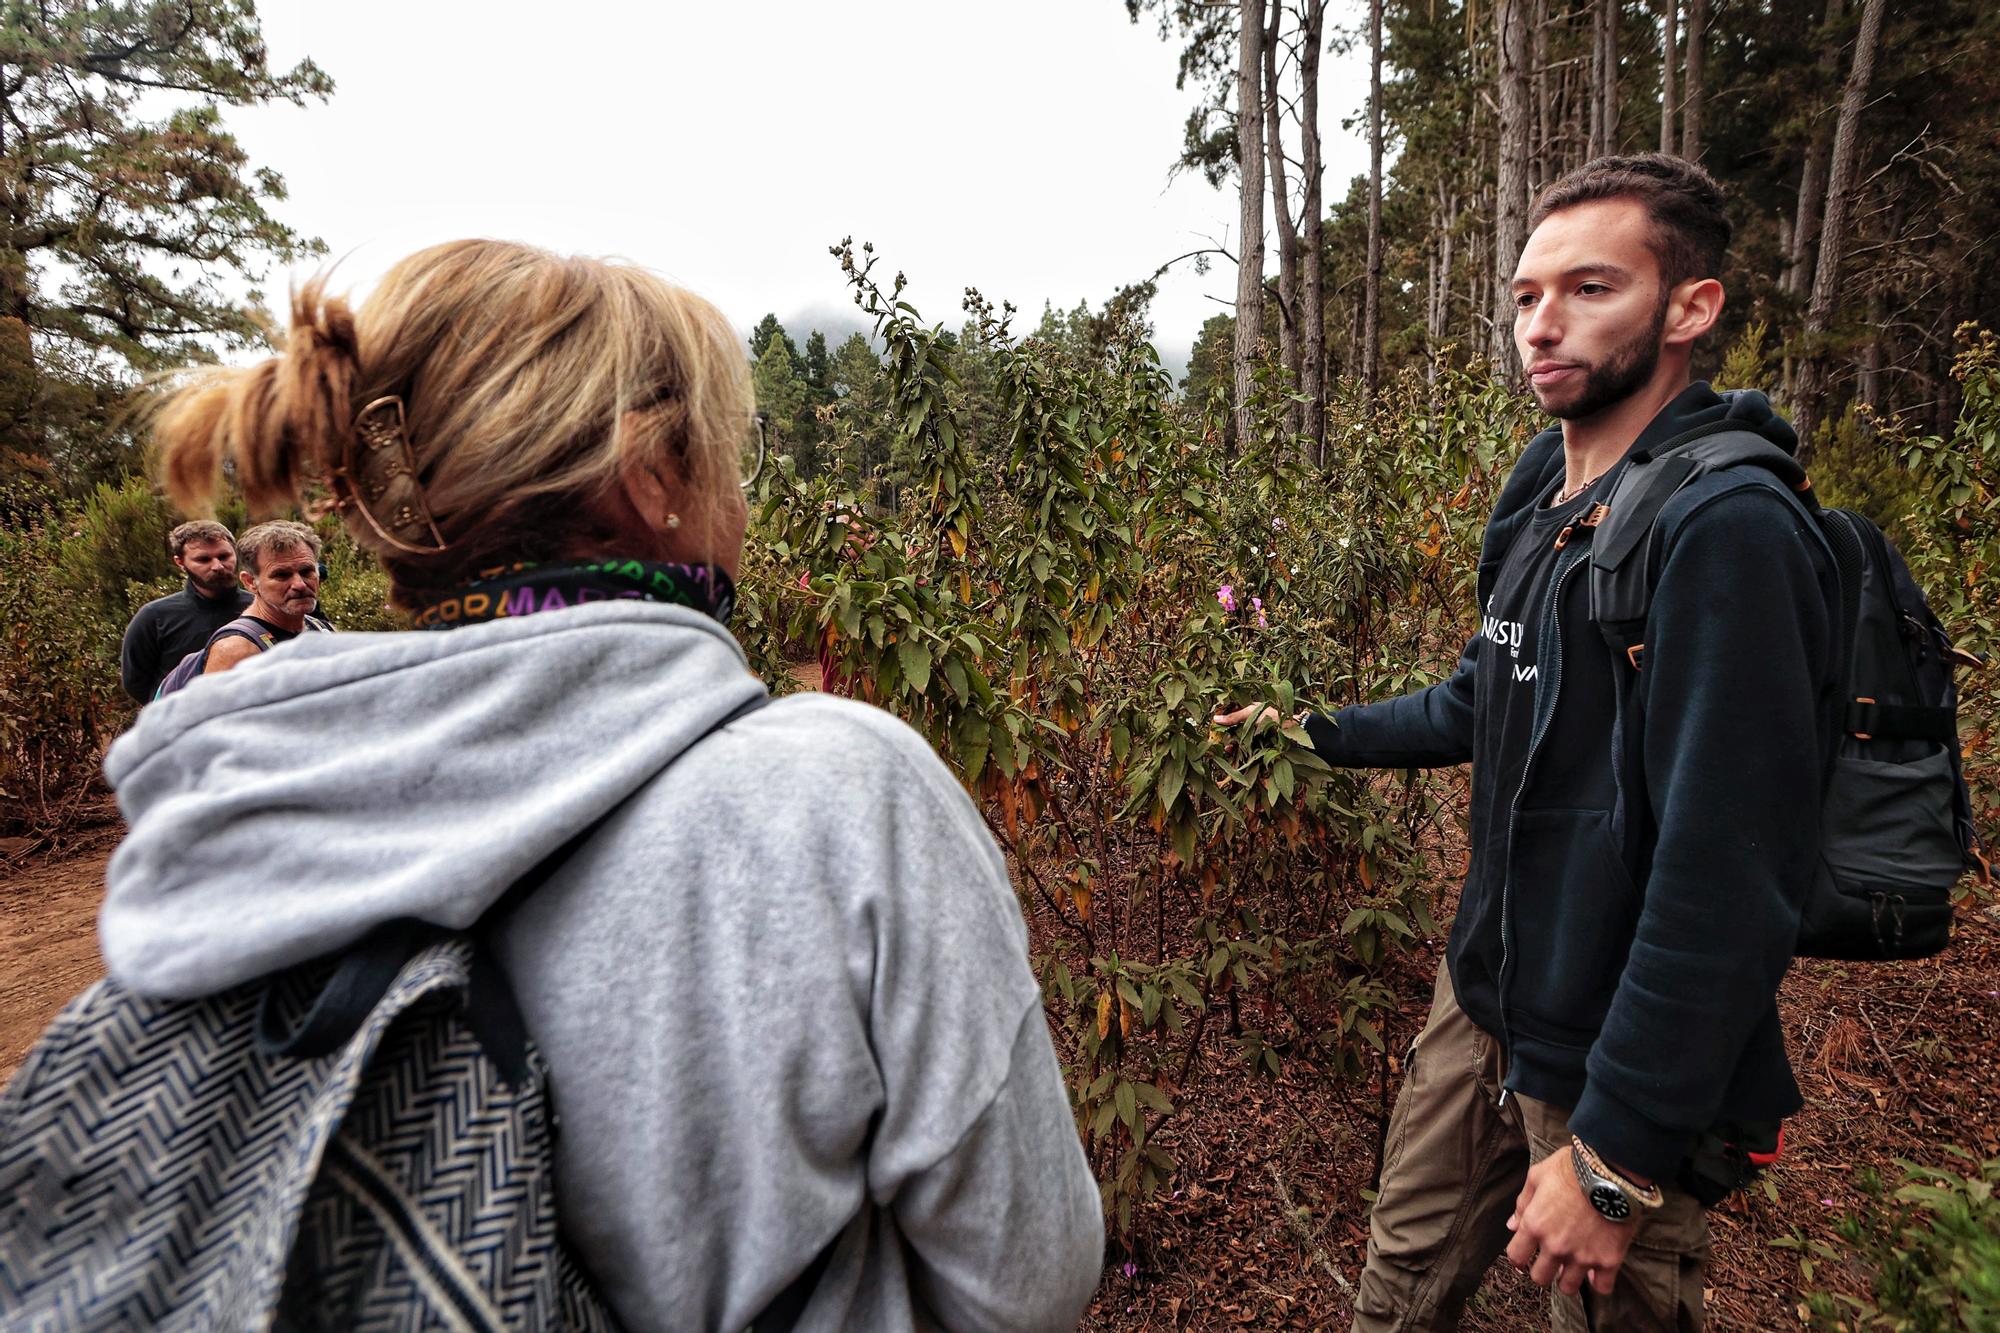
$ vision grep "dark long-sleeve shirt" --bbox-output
[119,581,252,703]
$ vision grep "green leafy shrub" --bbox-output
[1778,1151,2000,1331]
[738,243,1528,1237]
[309,516,404,633]
[0,483,132,835]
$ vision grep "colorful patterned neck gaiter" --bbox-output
[413,559,736,631]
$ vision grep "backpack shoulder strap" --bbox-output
[1589,428,1820,670]
[208,615,274,652]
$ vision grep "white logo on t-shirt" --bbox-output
[1481,596,1527,660]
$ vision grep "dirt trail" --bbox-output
[0,828,117,1083]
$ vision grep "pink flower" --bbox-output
[1216,584,1236,612]
[1122,1261,1138,1279]
[796,571,811,590]
[1251,596,1268,629]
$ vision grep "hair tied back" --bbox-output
[336,395,449,556]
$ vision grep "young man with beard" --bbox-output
[1218,154,1837,1330]
[199,521,335,677]
[120,521,253,702]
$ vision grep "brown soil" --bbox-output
[1,821,119,1083]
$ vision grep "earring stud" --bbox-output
[664,512,682,531]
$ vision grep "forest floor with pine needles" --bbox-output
[1067,892,2000,1330]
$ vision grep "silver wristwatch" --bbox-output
[1570,1135,1663,1223]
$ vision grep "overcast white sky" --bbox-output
[233,1,1373,378]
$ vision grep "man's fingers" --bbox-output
[1529,1249,1562,1288]
[1504,1229,1536,1270]
[1557,1264,1588,1297]
[1210,703,1280,729]
[1589,1264,1619,1296]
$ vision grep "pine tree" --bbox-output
[752,329,812,473]
[0,0,332,481]
[748,312,800,366]
[803,330,832,398]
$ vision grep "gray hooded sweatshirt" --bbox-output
[100,600,1103,1332]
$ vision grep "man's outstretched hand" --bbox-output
[1211,702,1284,730]
[1505,1147,1637,1297]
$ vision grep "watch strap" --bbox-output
[1571,1134,1665,1217]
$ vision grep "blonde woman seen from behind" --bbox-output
[101,240,1104,1331]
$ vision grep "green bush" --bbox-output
[739,244,1528,1236]
[309,515,404,633]
[1779,1151,2000,1331]
[0,483,132,835]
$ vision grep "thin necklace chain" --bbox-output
[1553,468,1607,506]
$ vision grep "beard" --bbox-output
[1534,300,1668,421]
[190,567,238,596]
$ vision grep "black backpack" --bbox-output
[1587,427,1989,961]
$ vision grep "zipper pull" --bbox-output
[1553,525,1573,551]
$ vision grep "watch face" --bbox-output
[1589,1184,1632,1222]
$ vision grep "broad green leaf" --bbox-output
[897,638,932,693]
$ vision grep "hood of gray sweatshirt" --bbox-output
[101,601,1102,1333]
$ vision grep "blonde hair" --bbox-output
[152,240,751,608]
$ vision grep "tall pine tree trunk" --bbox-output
[1680,0,1706,160]
[1590,0,1620,159]
[1532,0,1552,187]
[1364,0,1384,395]
[1300,0,1327,459]
[1785,0,1845,301]
[1234,0,1267,449]
[1429,186,1458,389]
[1660,0,1679,154]
[1794,0,1887,453]
[1264,2,1301,433]
[1786,137,1830,300]
[1494,0,1532,377]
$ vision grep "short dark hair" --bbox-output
[237,520,322,574]
[168,519,234,558]
[1529,153,1732,288]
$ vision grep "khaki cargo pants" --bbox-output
[1352,961,1710,1332]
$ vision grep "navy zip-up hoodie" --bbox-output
[1307,384,1839,1180]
